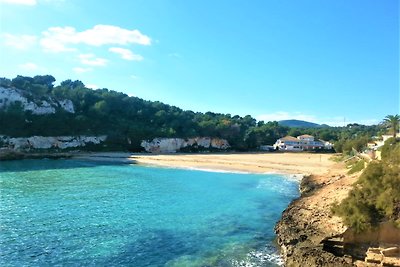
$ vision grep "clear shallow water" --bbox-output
[0,159,299,267]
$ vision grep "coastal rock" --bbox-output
[275,172,356,266]
[140,137,230,153]
[0,87,75,114]
[210,138,230,149]
[0,135,107,150]
[141,138,187,153]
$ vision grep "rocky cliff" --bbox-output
[0,87,74,114]
[275,170,358,266]
[0,135,106,150]
[141,137,230,153]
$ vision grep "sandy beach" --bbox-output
[74,152,343,175]
[129,152,342,175]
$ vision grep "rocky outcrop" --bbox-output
[140,137,230,153]
[275,172,358,266]
[0,87,75,114]
[0,135,107,151]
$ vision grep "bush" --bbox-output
[332,141,400,232]
[347,159,365,175]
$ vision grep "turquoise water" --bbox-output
[0,159,299,266]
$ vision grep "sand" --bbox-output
[75,152,343,175]
[129,152,342,175]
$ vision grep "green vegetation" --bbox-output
[0,75,291,151]
[347,159,365,175]
[383,114,400,138]
[0,75,384,152]
[333,138,400,232]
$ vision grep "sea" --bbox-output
[0,159,299,267]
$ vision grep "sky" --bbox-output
[0,0,398,126]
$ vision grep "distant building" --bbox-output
[273,135,329,151]
[365,133,400,151]
[273,136,304,151]
[367,141,378,149]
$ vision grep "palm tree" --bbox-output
[383,114,400,138]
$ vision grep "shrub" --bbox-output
[347,159,365,175]
[333,140,400,232]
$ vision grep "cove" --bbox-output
[0,159,299,266]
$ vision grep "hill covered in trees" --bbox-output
[0,75,383,152]
[278,119,328,128]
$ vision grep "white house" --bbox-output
[273,136,303,151]
[273,135,327,151]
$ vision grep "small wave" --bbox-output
[283,173,304,181]
[232,245,284,266]
[138,164,252,174]
[182,166,251,174]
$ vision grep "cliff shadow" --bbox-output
[0,158,136,173]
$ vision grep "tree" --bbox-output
[383,114,400,138]
[11,75,33,90]
[33,75,56,89]
[0,77,11,88]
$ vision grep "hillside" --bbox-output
[0,75,381,152]
[0,75,290,151]
[279,119,329,128]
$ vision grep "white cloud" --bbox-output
[73,67,92,73]
[18,62,47,74]
[130,75,139,79]
[3,34,37,50]
[19,62,39,71]
[358,119,380,125]
[168,52,182,58]
[322,118,380,127]
[40,26,77,52]
[86,84,99,89]
[0,0,36,5]
[109,47,143,61]
[255,112,380,127]
[40,25,151,52]
[78,54,107,66]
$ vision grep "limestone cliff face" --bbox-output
[141,137,230,153]
[0,87,75,114]
[0,135,106,150]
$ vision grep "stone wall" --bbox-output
[141,137,230,153]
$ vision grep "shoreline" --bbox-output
[129,152,339,176]
[275,167,358,266]
[123,152,355,265]
[74,151,353,266]
[2,150,353,265]
[1,151,338,177]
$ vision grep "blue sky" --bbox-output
[0,0,398,126]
